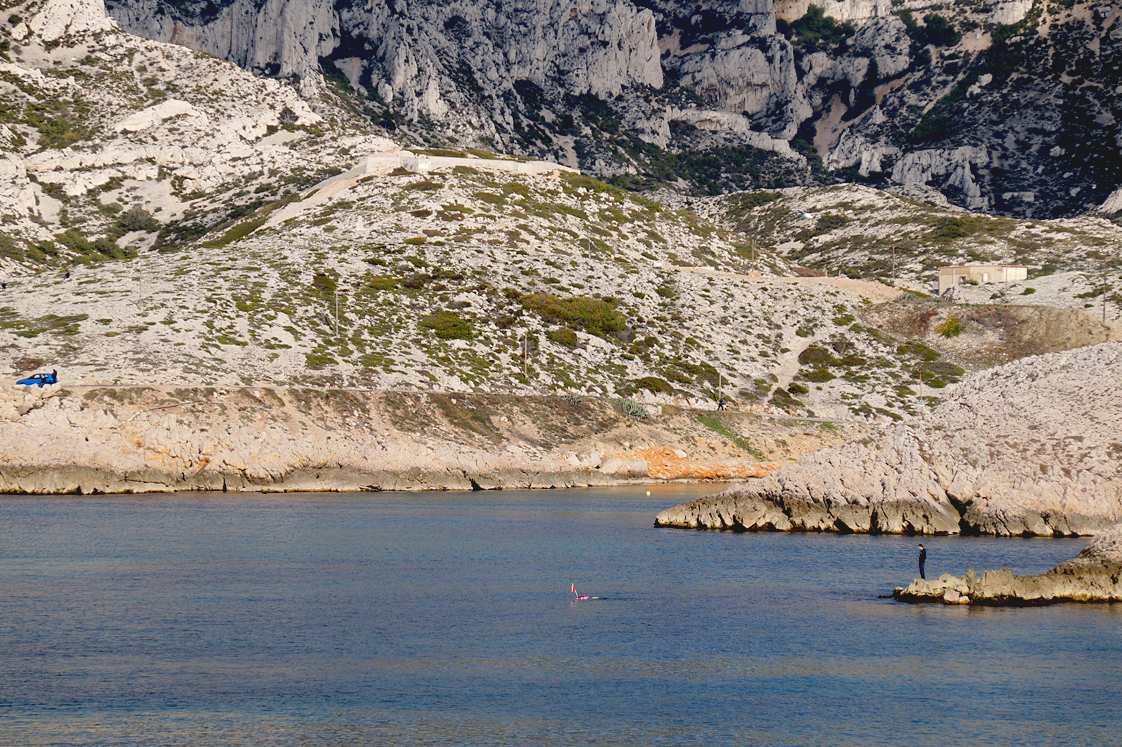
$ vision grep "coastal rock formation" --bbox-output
[655,342,1122,536]
[0,386,858,494]
[893,525,1122,605]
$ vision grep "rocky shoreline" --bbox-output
[656,343,1122,537]
[0,385,859,494]
[892,526,1122,606]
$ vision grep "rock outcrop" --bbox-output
[656,342,1122,536]
[893,525,1122,605]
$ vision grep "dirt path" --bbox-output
[679,268,905,303]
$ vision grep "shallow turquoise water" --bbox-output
[0,484,1117,746]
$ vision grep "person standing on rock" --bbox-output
[918,544,926,580]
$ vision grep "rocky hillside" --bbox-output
[97,0,1122,218]
[0,0,1115,426]
[0,0,378,274]
[717,184,1122,281]
[655,341,1122,536]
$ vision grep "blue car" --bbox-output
[17,370,57,387]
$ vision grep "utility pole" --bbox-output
[892,245,896,285]
[523,330,528,379]
[334,288,340,337]
[137,271,144,311]
[1104,265,1109,324]
[1004,240,1011,295]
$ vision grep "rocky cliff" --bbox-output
[893,524,1122,605]
[655,341,1122,536]
[96,0,1122,217]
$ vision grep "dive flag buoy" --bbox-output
[570,582,605,601]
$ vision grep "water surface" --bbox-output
[0,485,1117,746]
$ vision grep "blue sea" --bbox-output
[0,485,1118,746]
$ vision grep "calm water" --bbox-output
[0,485,1118,747]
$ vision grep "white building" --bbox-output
[938,265,1028,295]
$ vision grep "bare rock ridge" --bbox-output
[655,341,1122,537]
[893,524,1122,605]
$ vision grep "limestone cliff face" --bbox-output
[107,0,339,79]
[105,0,665,135]
[17,0,1122,215]
[656,342,1122,537]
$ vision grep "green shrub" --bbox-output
[55,229,130,260]
[782,6,855,54]
[798,345,835,366]
[366,275,397,291]
[769,388,805,410]
[934,317,965,337]
[803,368,836,383]
[404,179,442,191]
[420,311,473,340]
[546,328,579,347]
[203,214,268,248]
[629,377,675,395]
[728,191,781,211]
[311,273,337,293]
[815,214,849,234]
[897,341,941,361]
[519,293,626,337]
[665,359,719,387]
[116,205,159,233]
[929,217,982,241]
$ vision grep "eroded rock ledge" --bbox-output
[893,526,1122,605]
[0,385,857,494]
[656,343,1122,537]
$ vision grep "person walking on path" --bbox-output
[918,544,926,580]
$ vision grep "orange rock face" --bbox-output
[620,446,788,480]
